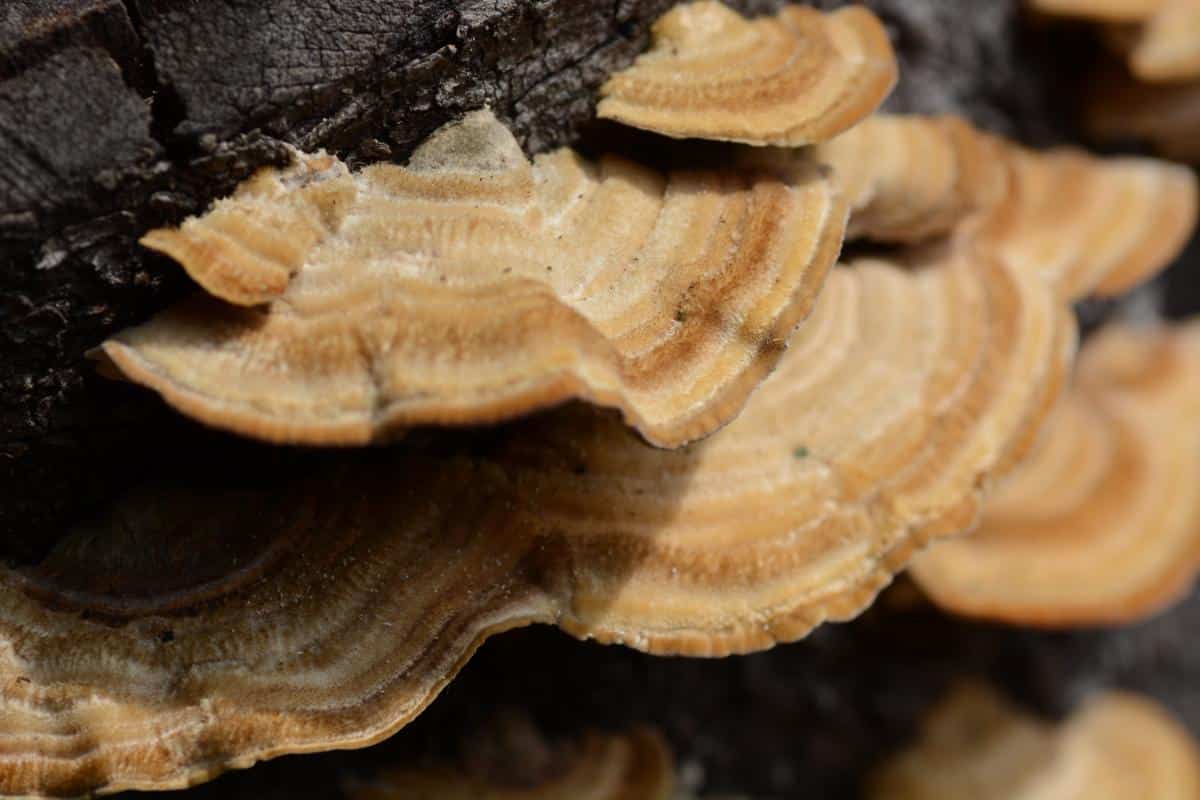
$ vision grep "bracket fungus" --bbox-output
[971,146,1198,298]
[106,110,847,447]
[910,322,1200,626]
[805,114,1009,244]
[869,684,1200,799]
[0,250,1068,796]
[596,2,897,145]
[755,111,1196,294]
[347,728,673,800]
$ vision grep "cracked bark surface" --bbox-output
[2,2,1197,797]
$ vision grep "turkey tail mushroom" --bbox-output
[972,146,1197,299]
[910,322,1200,626]
[802,114,1009,244]
[870,683,1200,800]
[111,110,847,448]
[0,252,1065,796]
[597,2,897,146]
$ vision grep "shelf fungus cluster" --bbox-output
[7,1,1197,796]
[869,684,1200,799]
[911,323,1200,626]
[347,727,673,800]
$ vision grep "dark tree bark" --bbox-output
[1,2,1194,798]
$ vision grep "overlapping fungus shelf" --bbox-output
[346,728,673,800]
[0,249,1066,797]
[104,110,847,447]
[910,322,1200,625]
[805,114,1008,244]
[752,112,1196,299]
[869,684,1200,799]
[597,2,897,145]
[970,144,1197,298]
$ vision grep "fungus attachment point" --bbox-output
[597,3,897,145]
[347,728,673,800]
[870,684,1200,799]
[911,322,1200,626]
[111,110,848,447]
[0,253,1066,797]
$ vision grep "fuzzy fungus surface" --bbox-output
[911,322,1200,626]
[104,111,848,448]
[0,250,1066,797]
[805,114,1009,244]
[597,2,897,145]
[754,111,1196,299]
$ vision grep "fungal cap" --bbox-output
[597,3,897,145]
[910,322,1200,626]
[975,146,1198,299]
[803,114,1009,244]
[112,110,847,447]
[1129,0,1200,81]
[0,252,1068,796]
[140,150,353,305]
[870,684,1200,800]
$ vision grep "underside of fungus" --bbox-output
[0,250,1068,797]
[346,728,673,800]
[107,110,847,447]
[596,2,897,145]
[910,322,1200,626]
[869,684,1200,799]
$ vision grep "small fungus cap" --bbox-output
[870,684,1200,800]
[597,3,897,145]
